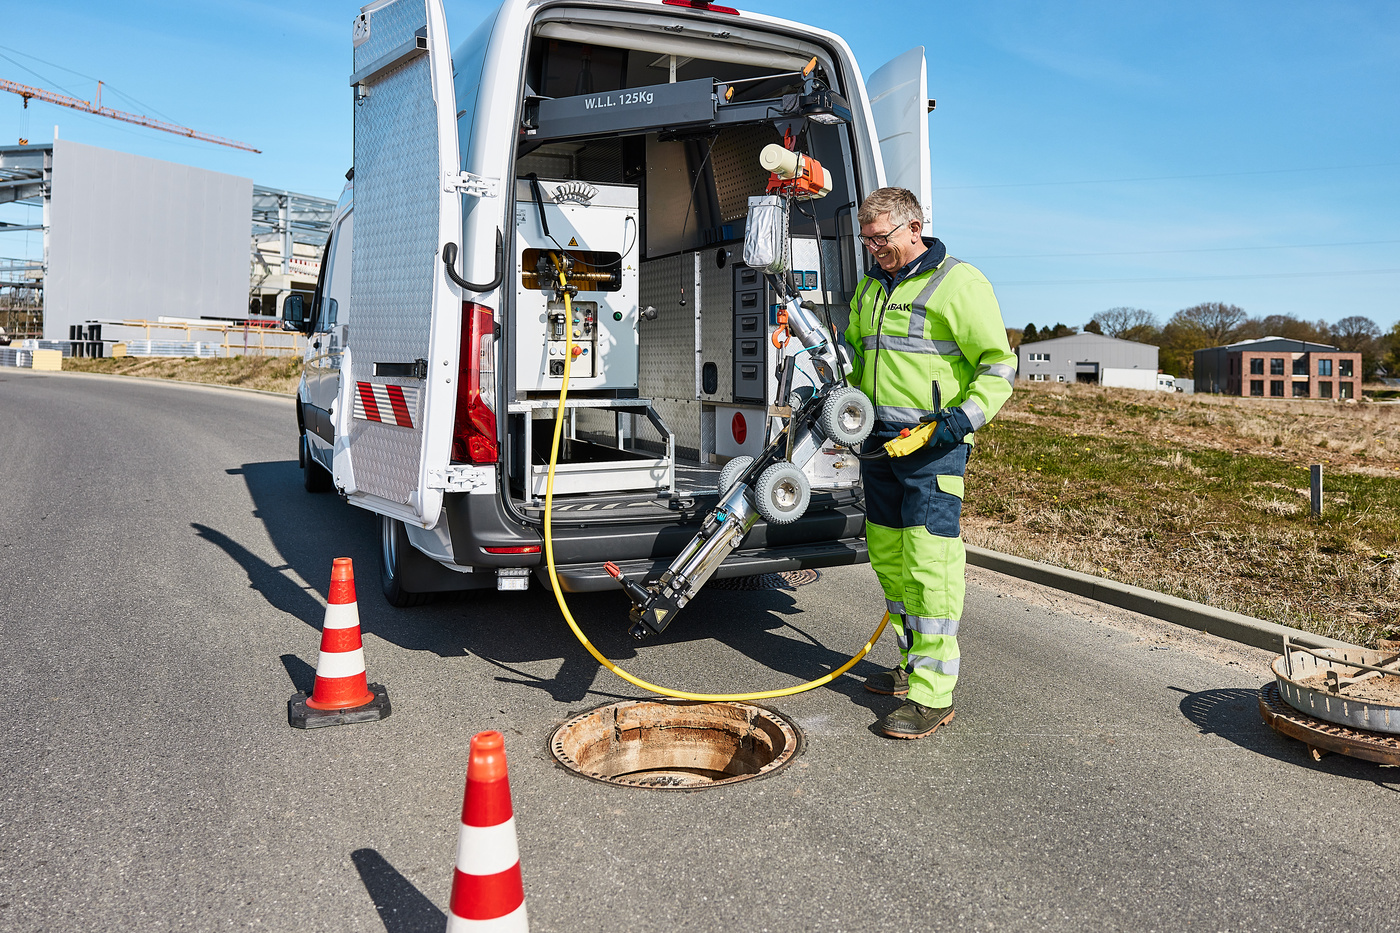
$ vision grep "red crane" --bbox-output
[1,77,260,153]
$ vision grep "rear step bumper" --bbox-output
[542,538,869,593]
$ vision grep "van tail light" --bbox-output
[662,0,741,13]
[452,301,498,464]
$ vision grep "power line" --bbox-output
[975,238,1400,260]
[997,268,1400,287]
[933,161,1400,191]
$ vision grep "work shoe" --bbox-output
[864,667,909,696]
[879,701,955,739]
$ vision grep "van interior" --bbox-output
[496,24,869,519]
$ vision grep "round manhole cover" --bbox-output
[709,569,819,591]
[549,700,803,790]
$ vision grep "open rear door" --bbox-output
[346,0,461,526]
[866,47,932,226]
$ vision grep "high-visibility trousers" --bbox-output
[862,441,967,708]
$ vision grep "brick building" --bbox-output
[1194,337,1361,399]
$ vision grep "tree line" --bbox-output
[1015,303,1399,380]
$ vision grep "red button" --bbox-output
[732,411,747,444]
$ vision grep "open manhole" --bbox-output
[709,569,819,591]
[549,700,802,790]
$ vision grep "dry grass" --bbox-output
[62,355,302,394]
[965,383,1400,647]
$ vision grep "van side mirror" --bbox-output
[282,294,308,332]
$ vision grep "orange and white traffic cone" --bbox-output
[288,558,391,729]
[447,731,528,932]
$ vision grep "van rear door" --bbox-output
[346,0,463,526]
[866,47,933,225]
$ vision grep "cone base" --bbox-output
[289,683,392,730]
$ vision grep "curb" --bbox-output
[965,544,1357,654]
[42,368,296,399]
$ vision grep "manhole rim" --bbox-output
[547,698,805,791]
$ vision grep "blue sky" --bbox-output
[2,0,1396,331]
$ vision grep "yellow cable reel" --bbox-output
[541,254,888,701]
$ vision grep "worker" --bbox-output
[843,187,1016,739]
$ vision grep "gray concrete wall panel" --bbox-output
[45,140,251,339]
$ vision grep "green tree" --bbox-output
[1022,323,1039,343]
[1090,306,1159,343]
[1083,320,1104,335]
[1381,321,1400,380]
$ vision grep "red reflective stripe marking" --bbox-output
[357,382,381,422]
[305,675,374,710]
[462,776,514,827]
[449,865,524,921]
[328,577,356,605]
[319,627,363,653]
[385,384,413,427]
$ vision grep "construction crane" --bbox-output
[1,78,260,153]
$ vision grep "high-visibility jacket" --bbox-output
[844,239,1016,438]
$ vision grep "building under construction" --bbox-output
[0,139,334,348]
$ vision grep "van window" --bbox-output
[322,212,353,326]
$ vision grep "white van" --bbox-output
[285,0,937,608]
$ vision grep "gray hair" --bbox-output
[857,187,922,227]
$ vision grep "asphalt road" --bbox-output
[2,369,1396,932]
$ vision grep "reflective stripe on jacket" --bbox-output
[843,254,1016,437]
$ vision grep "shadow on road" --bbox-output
[204,460,889,707]
[350,848,446,933]
[1174,685,1399,787]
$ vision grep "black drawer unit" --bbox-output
[732,264,773,404]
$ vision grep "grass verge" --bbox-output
[62,355,301,394]
[966,384,1400,647]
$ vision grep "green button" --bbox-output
[613,311,623,321]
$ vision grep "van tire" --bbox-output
[302,434,333,493]
[380,514,434,607]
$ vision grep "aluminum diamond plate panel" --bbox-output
[349,0,438,506]
[354,0,425,70]
[638,254,694,401]
[699,256,733,403]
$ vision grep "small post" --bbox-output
[1310,464,1323,517]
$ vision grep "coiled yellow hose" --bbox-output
[541,257,887,701]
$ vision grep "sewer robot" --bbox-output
[606,144,880,641]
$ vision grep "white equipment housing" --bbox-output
[514,178,640,392]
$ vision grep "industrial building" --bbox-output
[0,139,333,348]
[1194,337,1362,399]
[1016,332,1158,384]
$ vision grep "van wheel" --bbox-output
[302,434,333,493]
[380,515,433,607]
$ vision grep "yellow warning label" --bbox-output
[568,237,579,246]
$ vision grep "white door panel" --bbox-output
[867,47,932,226]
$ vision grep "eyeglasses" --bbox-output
[858,222,907,249]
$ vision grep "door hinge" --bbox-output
[444,171,499,198]
[426,465,493,493]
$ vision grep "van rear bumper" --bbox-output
[442,490,868,585]
[543,537,868,593]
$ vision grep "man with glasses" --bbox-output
[843,187,1016,738]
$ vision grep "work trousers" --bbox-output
[862,440,967,708]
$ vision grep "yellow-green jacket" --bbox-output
[843,238,1016,438]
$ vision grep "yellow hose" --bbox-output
[541,256,888,701]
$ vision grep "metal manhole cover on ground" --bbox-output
[709,570,819,591]
[549,700,803,790]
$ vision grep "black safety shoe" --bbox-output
[879,701,955,739]
[864,667,910,696]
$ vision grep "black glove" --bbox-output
[927,407,974,450]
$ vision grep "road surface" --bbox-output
[1,369,1394,932]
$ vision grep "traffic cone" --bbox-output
[447,731,528,932]
[288,558,391,729]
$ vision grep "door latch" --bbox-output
[443,171,499,198]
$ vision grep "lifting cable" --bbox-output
[541,255,889,701]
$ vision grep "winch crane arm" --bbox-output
[0,78,260,153]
